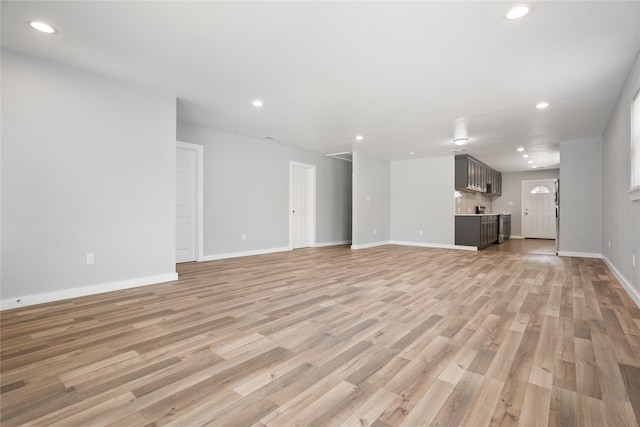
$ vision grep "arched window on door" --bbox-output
[530,185,551,194]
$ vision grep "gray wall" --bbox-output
[391,156,455,245]
[559,137,603,255]
[492,169,560,237]
[176,122,352,255]
[603,52,640,294]
[1,48,177,301]
[352,151,390,247]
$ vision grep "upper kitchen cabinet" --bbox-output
[455,154,502,196]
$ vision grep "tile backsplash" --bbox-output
[454,191,493,214]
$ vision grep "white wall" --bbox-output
[603,52,640,301]
[492,169,560,237]
[352,151,390,248]
[559,137,603,256]
[176,122,352,257]
[1,48,177,308]
[391,156,455,246]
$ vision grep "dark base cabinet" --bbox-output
[455,215,499,249]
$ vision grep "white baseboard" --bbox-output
[390,240,477,251]
[200,246,291,261]
[351,240,392,250]
[314,240,352,248]
[0,272,178,311]
[557,251,602,259]
[602,256,640,308]
[510,235,525,239]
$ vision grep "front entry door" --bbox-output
[523,180,556,239]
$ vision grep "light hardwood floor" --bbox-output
[2,245,639,426]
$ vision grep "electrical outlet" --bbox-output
[373,229,377,235]
[86,253,95,265]
[608,240,611,249]
[366,195,371,202]
[633,254,636,267]
[241,234,246,241]
[419,230,424,236]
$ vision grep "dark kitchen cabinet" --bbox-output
[455,155,501,196]
[455,215,499,249]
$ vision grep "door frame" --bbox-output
[521,179,556,239]
[176,141,204,262]
[289,161,316,249]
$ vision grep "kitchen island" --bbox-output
[455,214,511,249]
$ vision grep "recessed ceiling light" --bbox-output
[409,152,415,156]
[252,100,263,107]
[505,4,533,20]
[29,21,56,34]
[453,138,468,146]
[355,135,364,141]
[536,102,549,109]
[528,160,533,164]
[517,147,525,152]
[522,154,529,158]
[532,165,538,169]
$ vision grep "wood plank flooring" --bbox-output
[2,245,639,426]
[484,238,557,256]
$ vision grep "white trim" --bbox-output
[510,235,525,239]
[351,240,391,250]
[176,141,204,262]
[390,240,477,251]
[0,273,178,311]
[201,246,291,261]
[557,251,602,259]
[352,151,359,248]
[289,161,317,249]
[602,256,640,308]
[315,240,352,247]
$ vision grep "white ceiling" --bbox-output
[2,1,639,172]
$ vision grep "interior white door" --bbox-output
[291,162,315,249]
[176,147,196,262]
[523,180,556,239]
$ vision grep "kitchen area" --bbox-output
[454,154,512,249]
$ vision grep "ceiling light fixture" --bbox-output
[453,138,468,146]
[355,135,364,141]
[505,4,533,20]
[532,165,538,169]
[409,152,415,156]
[517,147,525,152]
[252,100,263,107]
[29,21,56,34]
[528,160,533,164]
[536,102,549,109]
[523,154,529,158]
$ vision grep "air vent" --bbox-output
[452,148,468,153]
